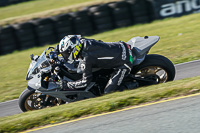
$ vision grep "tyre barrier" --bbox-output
[0,0,33,7]
[127,0,152,24]
[0,26,19,55]
[0,0,9,7]
[13,22,37,50]
[89,4,114,33]
[1,0,199,55]
[108,1,132,28]
[31,18,58,46]
[69,9,94,36]
[52,14,73,41]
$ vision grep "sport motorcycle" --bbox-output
[19,36,175,112]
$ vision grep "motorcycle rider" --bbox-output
[57,35,135,93]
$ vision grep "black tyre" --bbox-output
[70,9,94,35]
[0,0,9,6]
[0,25,19,55]
[132,54,175,83]
[89,4,110,12]
[134,16,150,24]
[53,14,73,40]
[13,22,37,49]
[18,87,36,112]
[92,11,110,18]
[19,87,64,112]
[32,18,57,46]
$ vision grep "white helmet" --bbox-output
[59,35,82,60]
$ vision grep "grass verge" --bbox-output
[0,76,200,133]
[0,0,121,25]
[0,13,200,102]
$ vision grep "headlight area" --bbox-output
[32,67,40,74]
[26,67,39,80]
[40,60,50,68]
[27,60,51,80]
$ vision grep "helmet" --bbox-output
[59,35,82,61]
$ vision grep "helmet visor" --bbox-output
[70,37,78,45]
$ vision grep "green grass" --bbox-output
[0,0,121,25]
[0,13,200,102]
[0,76,200,133]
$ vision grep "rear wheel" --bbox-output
[131,54,175,84]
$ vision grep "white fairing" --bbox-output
[127,36,159,55]
[27,48,52,89]
[127,36,160,65]
[28,73,42,89]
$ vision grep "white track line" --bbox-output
[175,59,200,66]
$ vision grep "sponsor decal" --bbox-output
[160,0,200,17]
[68,78,87,89]
[126,43,134,64]
[119,43,126,60]
[74,42,82,59]
[117,69,127,86]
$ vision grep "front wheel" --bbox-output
[131,54,175,84]
[19,87,64,112]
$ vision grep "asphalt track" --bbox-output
[26,92,200,133]
[0,60,200,117]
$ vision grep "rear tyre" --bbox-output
[131,54,175,83]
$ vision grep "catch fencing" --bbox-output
[0,0,199,55]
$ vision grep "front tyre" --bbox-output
[132,54,175,83]
[18,87,42,112]
[19,87,64,112]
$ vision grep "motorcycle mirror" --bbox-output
[30,54,34,60]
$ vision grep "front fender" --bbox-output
[27,86,35,91]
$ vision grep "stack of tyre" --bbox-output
[13,22,37,50]
[108,1,132,28]
[31,18,58,46]
[52,14,73,41]
[127,0,153,24]
[89,4,114,33]
[69,9,94,36]
[0,0,32,7]
[0,0,9,6]
[0,26,19,55]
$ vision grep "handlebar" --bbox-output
[48,47,55,50]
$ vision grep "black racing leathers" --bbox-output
[66,38,135,93]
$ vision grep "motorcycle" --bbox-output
[19,36,175,112]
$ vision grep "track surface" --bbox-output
[29,93,200,133]
[0,60,200,117]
